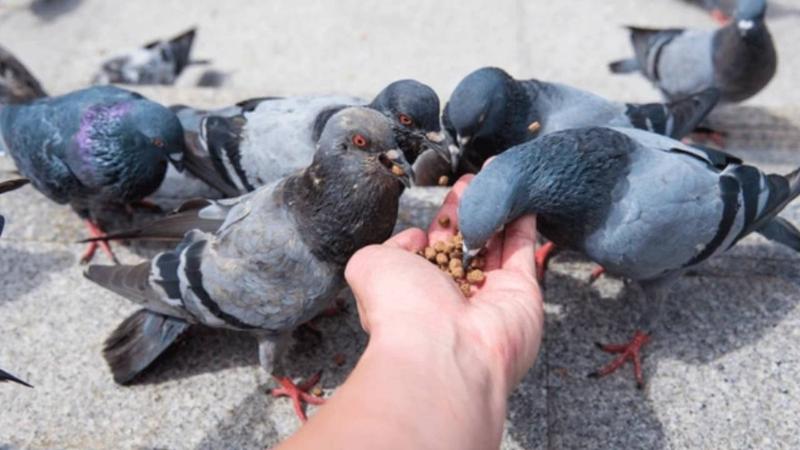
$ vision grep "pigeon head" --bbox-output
[446,67,515,150]
[458,157,520,264]
[315,106,412,189]
[126,100,187,171]
[369,79,452,170]
[734,0,767,35]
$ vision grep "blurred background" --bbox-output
[0,0,798,106]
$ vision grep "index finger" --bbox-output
[427,174,474,243]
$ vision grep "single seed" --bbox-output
[460,282,472,296]
[467,269,485,284]
[528,121,541,134]
[424,247,437,260]
[448,258,462,271]
[438,175,449,186]
[391,165,405,176]
[311,386,324,397]
[435,253,449,265]
[450,266,465,279]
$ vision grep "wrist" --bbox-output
[365,325,509,443]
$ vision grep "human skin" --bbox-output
[277,175,544,450]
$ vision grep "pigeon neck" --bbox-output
[286,161,402,266]
[713,20,775,102]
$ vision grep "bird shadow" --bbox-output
[703,105,800,159]
[505,239,800,449]
[29,0,83,22]
[0,245,72,303]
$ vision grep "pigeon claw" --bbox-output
[80,220,119,265]
[588,330,651,389]
[534,241,558,285]
[271,372,325,423]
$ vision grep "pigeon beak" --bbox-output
[448,143,461,173]
[422,130,457,170]
[381,149,414,188]
[462,244,481,267]
[457,134,471,147]
[168,152,185,172]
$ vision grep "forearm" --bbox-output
[277,330,509,450]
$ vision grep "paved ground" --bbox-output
[0,0,799,449]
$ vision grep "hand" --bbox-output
[346,174,544,398]
[280,175,545,450]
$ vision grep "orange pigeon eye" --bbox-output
[352,134,368,148]
[398,114,413,126]
[152,138,165,148]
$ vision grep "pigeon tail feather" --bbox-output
[103,309,190,385]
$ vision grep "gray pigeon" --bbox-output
[156,79,453,202]
[458,126,800,387]
[442,66,720,175]
[93,28,208,86]
[0,44,47,105]
[610,0,776,103]
[0,85,186,262]
[84,107,411,420]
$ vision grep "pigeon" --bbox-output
[682,0,736,23]
[458,126,800,387]
[442,66,720,175]
[162,79,453,198]
[609,0,776,104]
[0,178,33,388]
[0,44,47,105]
[0,85,186,262]
[84,107,412,421]
[92,28,208,86]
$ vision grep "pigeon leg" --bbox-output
[588,330,651,389]
[535,241,559,284]
[271,372,326,422]
[80,220,119,265]
[710,8,732,25]
[588,265,606,283]
[685,126,726,148]
[258,333,325,422]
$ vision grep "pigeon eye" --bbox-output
[352,134,368,148]
[152,138,165,148]
[398,114,414,126]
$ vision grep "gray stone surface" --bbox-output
[1,0,800,449]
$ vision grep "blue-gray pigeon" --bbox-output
[1,84,186,262]
[84,107,411,421]
[610,0,776,104]
[92,28,208,86]
[157,79,453,201]
[458,126,800,387]
[442,66,720,176]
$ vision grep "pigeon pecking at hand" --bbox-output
[458,126,800,388]
[442,66,720,177]
[610,0,776,104]
[92,28,208,86]
[0,83,186,263]
[442,66,720,281]
[84,107,412,422]
[0,44,47,105]
[159,78,454,201]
